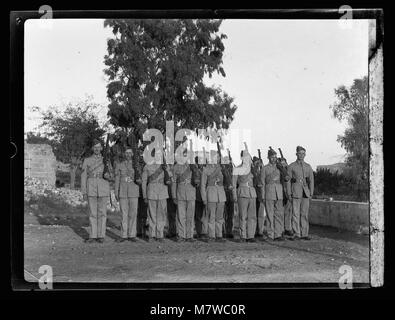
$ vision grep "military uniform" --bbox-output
[260,162,284,239]
[252,163,265,237]
[172,163,196,240]
[287,158,314,238]
[281,163,293,234]
[233,171,257,240]
[194,165,206,237]
[201,164,226,239]
[81,154,110,240]
[114,160,139,239]
[142,164,171,239]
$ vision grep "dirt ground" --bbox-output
[24,197,369,284]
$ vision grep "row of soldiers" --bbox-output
[81,139,314,244]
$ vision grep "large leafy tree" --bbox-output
[103,19,237,151]
[330,76,369,201]
[37,99,106,189]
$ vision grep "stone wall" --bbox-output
[309,199,369,234]
[24,142,57,186]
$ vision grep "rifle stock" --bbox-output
[162,147,171,185]
[128,133,142,185]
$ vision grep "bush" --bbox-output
[314,168,368,202]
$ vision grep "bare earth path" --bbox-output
[24,201,369,284]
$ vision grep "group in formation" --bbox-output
[81,139,314,244]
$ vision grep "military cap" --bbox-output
[92,139,102,148]
[252,156,259,162]
[296,146,306,152]
[268,148,277,157]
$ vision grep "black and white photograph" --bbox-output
[12,8,384,290]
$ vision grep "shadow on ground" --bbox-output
[25,195,177,241]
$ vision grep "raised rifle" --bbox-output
[162,147,172,185]
[103,134,113,181]
[217,140,232,189]
[227,148,233,166]
[103,133,114,207]
[189,140,200,187]
[278,148,286,163]
[128,132,142,185]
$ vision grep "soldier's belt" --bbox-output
[207,181,223,186]
[88,172,102,178]
[148,180,163,185]
[177,179,191,184]
[239,182,252,187]
[121,176,134,183]
[291,178,307,184]
[266,179,281,184]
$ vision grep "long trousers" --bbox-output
[147,199,167,238]
[194,201,205,236]
[224,200,235,236]
[176,200,195,239]
[119,197,138,238]
[206,202,225,238]
[283,198,292,232]
[238,197,257,239]
[88,196,108,238]
[265,199,284,239]
[291,197,310,237]
[256,199,266,236]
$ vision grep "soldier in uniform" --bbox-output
[279,157,293,237]
[172,158,197,242]
[260,148,285,241]
[81,139,111,243]
[252,157,265,240]
[200,150,227,242]
[141,153,172,242]
[194,156,207,240]
[223,160,235,239]
[233,150,257,243]
[287,146,314,240]
[114,148,140,242]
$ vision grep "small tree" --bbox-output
[330,76,369,201]
[37,99,106,189]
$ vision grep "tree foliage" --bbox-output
[103,19,237,145]
[330,76,369,200]
[35,99,106,189]
[39,100,106,163]
[26,132,53,145]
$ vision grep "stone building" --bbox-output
[24,142,57,186]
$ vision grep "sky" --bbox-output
[24,18,368,169]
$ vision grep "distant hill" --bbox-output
[316,163,347,174]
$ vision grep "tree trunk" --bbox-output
[70,165,77,189]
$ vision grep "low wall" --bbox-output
[24,142,57,186]
[309,199,369,234]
